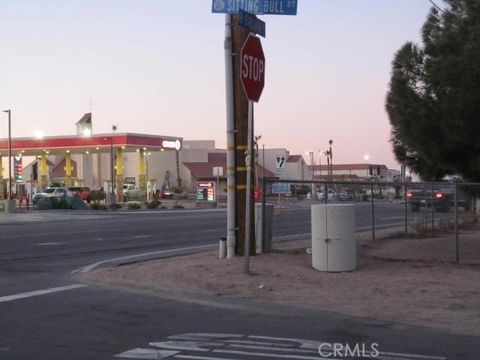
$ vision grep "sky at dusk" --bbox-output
[0,0,439,169]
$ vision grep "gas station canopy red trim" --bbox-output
[0,133,183,156]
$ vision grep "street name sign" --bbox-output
[240,34,265,102]
[212,0,298,15]
[263,0,297,15]
[239,9,266,37]
[212,0,263,14]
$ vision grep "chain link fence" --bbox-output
[261,178,480,265]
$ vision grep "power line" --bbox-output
[427,0,445,13]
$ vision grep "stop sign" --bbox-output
[240,34,265,102]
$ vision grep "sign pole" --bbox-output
[244,100,254,273]
[224,14,236,258]
[216,171,220,208]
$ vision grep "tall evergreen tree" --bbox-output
[386,0,480,181]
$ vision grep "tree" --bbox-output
[386,0,480,181]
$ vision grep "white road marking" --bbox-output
[149,341,221,352]
[0,284,86,304]
[380,352,446,360]
[378,216,405,221]
[175,356,236,360]
[213,349,324,359]
[71,244,216,274]
[36,242,66,246]
[115,333,447,360]
[115,348,178,359]
[228,343,317,354]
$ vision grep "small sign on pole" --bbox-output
[238,9,266,38]
[196,181,216,203]
[275,155,286,176]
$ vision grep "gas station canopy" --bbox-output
[0,133,183,156]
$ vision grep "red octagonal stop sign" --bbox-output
[240,34,265,103]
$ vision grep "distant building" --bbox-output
[308,164,399,181]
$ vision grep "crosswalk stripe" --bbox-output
[0,284,86,304]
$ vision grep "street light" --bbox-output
[110,125,117,204]
[328,140,333,177]
[3,109,12,200]
[364,154,370,177]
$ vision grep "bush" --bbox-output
[90,202,108,210]
[109,203,123,210]
[127,202,142,210]
[88,190,106,203]
[146,199,161,209]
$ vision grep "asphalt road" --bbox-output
[0,205,478,359]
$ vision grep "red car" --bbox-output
[68,186,90,201]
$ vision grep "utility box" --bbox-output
[255,203,274,254]
[311,204,356,272]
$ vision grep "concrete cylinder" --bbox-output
[311,204,356,272]
[5,199,16,213]
[219,237,227,259]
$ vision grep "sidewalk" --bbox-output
[78,229,480,338]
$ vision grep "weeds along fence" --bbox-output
[261,177,480,265]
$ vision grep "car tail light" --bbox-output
[406,191,413,198]
[435,192,444,199]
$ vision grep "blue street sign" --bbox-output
[212,0,264,15]
[272,183,291,194]
[238,10,266,37]
[263,0,297,15]
[212,0,298,15]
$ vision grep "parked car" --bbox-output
[406,185,471,212]
[67,186,90,202]
[290,185,311,196]
[161,186,173,199]
[32,187,72,205]
[337,190,352,201]
[316,189,336,201]
[122,184,144,202]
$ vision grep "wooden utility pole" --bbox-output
[232,16,255,256]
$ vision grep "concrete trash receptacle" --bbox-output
[311,204,356,272]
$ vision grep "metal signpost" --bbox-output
[240,34,265,272]
[211,0,298,268]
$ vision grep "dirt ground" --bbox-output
[78,230,480,337]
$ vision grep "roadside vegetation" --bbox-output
[386,0,480,181]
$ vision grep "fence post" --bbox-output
[431,183,435,232]
[262,176,267,253]
[454,183,459,264]
[371,183,375,241]
[404,181,408,238]
[324,182,328,204]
